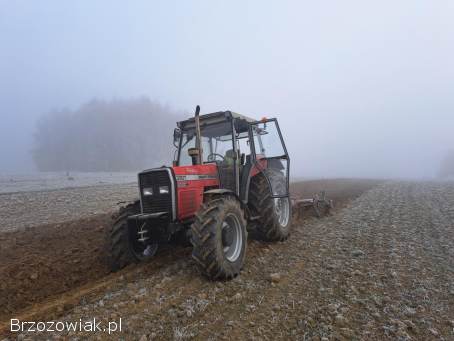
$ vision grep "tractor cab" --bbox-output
[174,110,290,204]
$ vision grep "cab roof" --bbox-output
[177,111,257,131]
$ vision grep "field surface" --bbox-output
[0,172,137,194]
[1,179,453,340]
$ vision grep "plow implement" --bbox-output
[292,191,334,219]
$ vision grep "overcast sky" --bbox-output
[1,1,453,178]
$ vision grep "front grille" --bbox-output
[139,169,173,216]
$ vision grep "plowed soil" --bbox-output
[2,179,453,340]
[0,215,110,319]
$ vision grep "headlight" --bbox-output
[159,186,169,194]
[143,187,153,196]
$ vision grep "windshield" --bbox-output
[178,122,234,166]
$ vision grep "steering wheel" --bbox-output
[207,153,225,162]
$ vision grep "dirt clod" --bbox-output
[351,249,364,257]
[269,272,282,283]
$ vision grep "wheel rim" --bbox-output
[132,242,158,260]
[274,197,290,227]
[222,213,243,262]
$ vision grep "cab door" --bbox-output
[250,119,290,198]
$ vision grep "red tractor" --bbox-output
[108,106,291,279]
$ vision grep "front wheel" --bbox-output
[107,200,158,271]
[191,196,247,280]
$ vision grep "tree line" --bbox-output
[32,97,183,172]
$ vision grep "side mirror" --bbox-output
[173,128,181,147]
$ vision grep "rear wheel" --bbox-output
[107,200,158,271]
[249,171,292,241]
[191,196,247,280]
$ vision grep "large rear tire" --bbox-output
[191,196,247,280]
[248,171,292,241]
[107,200,157,271]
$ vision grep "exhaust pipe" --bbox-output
[194,105,203,165]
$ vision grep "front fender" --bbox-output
[204,189,235,196]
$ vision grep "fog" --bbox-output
[1,1,453,178]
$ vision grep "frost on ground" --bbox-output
[0,184,138,232]
[3,181,454,340]
[0,172,137,194]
